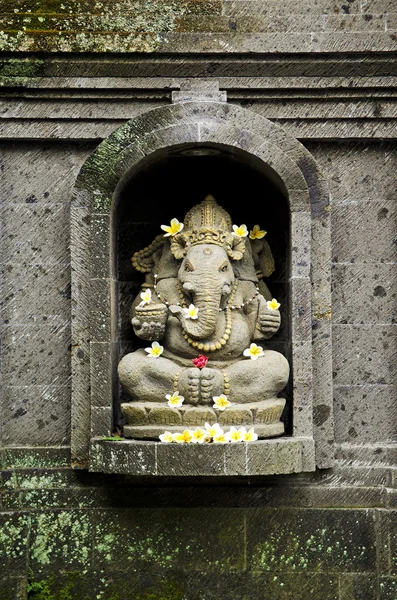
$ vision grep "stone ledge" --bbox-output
[89,436,315,477]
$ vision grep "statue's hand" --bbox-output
[131,303,168,341]
[255,296,281,339]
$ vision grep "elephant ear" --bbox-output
[170,232,189,260]
[250,237,275,279]
[225,233,246,261]
[131,234,165,273]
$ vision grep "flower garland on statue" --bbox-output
[142,217,282,443]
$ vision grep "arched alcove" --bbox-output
[114,143,292,433]
[70,101,333,475]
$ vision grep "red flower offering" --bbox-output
[192,354,208,369]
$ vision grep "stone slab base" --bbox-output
[89,436,316,476]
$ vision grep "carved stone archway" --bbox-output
[71,101,332,474]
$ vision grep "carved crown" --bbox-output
[184,194,232,232]
[170,195,246,261]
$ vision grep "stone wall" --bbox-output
[1,2,397,598]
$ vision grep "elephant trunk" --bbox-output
[182,286,222,340]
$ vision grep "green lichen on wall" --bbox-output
[0,513,30,562]
[251,522,369,572]
[0,56,44,86]
[0,0,221,53]
[26,570,184,600]
[30,511,91,569]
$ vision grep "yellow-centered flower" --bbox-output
[243,428,258,442]
[159,431,174,443]
[144,341,164,358]
[191,428,207,444]
[173,429,193,443]
[183,304,199,320]
[204,422,223,438]
[166,391,184,408]
[243,343,265,361]
[139,288,152,306]
[249,224,267,240]
[232,224,249,238]
[161,218,184,237]
[213,432,229,444]
[213,394,231,411]
[267,298,281,311]
[226,426,245,443]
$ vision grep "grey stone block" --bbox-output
[324,14,386,31]
[89,278,113,342]
[246,439,306,475]
[90,440,157,475]
[335,443,397,466]
[306,142,396,205]
[90,213,111,278]
[332,199,397,263]
[334,384,397,444]
[332,324,396,385]
[222,0,357,16]
[90,341,117,408]
[2,203,70,266]
[386,13,397,30]
[362,0,396,12]
[255,142,310,202]
[332,263,396,324]
[161,32,314,53]
[2,384,71,447]
[157,442,226,476]
[90,406,112,438]
[1,322,71,386]
[291,212,311,279]
[1,264,71,325]
[0,142,92,205]
[311,32,396,52]
[290,277,312,341]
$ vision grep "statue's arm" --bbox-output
[130,295,168,342]
[252,294,281,340]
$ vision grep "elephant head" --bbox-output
[176,243,236,340]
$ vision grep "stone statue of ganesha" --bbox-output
[118,195,290,439]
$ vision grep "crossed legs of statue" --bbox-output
[118,348,289,406]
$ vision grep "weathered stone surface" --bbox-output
[1,322,70,386]
[306,142,397,205]
[0,512,30,579]
[92,507,244,571]
[332,324,396,385]
[339,574,378,600]
[29,509,93,575]
[380,578,397,600]
[2,384,71,447]
[246,508,376,573]
[332,199,397,264]
[334,384,397,444]
[332,263,397,324]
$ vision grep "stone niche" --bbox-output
[70,101,333,477]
